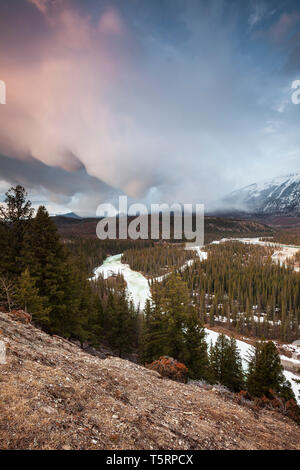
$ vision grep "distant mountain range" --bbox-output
[59,212,82,219]
[58,173,300,219]
[224,173,300,215]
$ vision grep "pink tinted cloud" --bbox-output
[251,11,300,43]
[28,0,49,13]
[0,2,139,194]
[98,8,124,36]
[269,12,300,42]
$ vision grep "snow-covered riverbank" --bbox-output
[93,243,300,401]
[212,237,300,269]
[93,254,151,311]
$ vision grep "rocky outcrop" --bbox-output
[0,311,299,450]
[7,309,32,324]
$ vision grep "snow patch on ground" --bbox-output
[204,328,299,401]
[186,245,208,261]
[204,328,254,369]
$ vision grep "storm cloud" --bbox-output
[1,0,300,214]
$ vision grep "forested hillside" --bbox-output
[53,213,274,244]
[181,241,300,342]
[121,245,196,277]
[67,237,153,276]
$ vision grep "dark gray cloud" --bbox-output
[0,153,121,215]
[0,0,300,214]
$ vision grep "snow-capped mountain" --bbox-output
[224,173,300,215]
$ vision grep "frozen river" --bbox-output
[93,244,300,401]
[93,253,151,311]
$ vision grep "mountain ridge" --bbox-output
[224,173,300,215]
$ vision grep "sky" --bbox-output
[1,0,300,215]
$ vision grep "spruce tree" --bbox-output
[0,185,34,276]
[105,287,137,357]
[162,272,190,363]
[142,298,168,363]
[226,337,245,392]
[184,309,210,380]
[20,206,100,340]
[14,269,50,325]
[209,334,244,392]
[247,341,295,400]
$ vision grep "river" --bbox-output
[93,244,300,401]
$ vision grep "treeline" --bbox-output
[260,233,300,246]
[205,232,274,244]
[121,245,196,277]
[141,270,295,402]
[180,241,300,341]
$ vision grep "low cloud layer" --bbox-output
[1,0,300,214]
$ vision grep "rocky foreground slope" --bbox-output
[0,312,299,450]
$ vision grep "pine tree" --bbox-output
[0,185,34,276]
[247,341,295,400]
[14,269,50,325]
[20,206,100,340]
[183,309,210,380]
[105,287,137,357]
[144,273,211,380]
[0,222,13,277]
[0,185,34,224]
[226,337,245,392]
[209,334,244,392]
[162,272,190,363]
[142,298,168,363]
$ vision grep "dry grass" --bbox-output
[0,312,300,450]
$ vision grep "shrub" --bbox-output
[146,356,188,383]
[235,388,300,425]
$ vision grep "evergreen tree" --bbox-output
[20,206,100,340]
[105,287,137,357]
[0,185,34,276]
[247,341,295,400]
[209,334,244,392]
[184,309,210,380]
[142,298,168,363]
[226,337,245,392]
[0,185,34,223]
[14,268,50,325]
[162,272,190,362]
[143,273,210,380]
[0,222,13,277]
